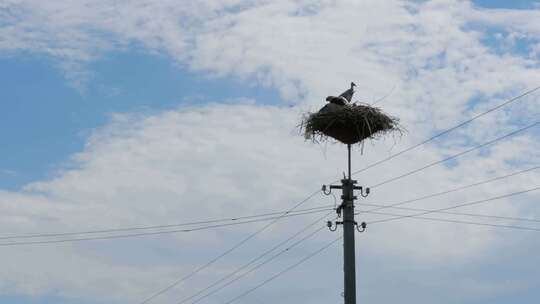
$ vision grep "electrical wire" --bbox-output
[221,236,342,304]
[211,188,538,304]
[2,85,534,304]
[0,208,334,247]
[363,210,540,232]
[0,205,334,241]
[176,211,334,304]
[138,189,322,304]
[345,86,540,181]
[19,87,536,302]
[216,187,539,304]
[370,84,396,106]
[363,165,540,213]
[18,161,535,244]
[358,202,540,223]
[187,223,330,304]
[207,188,539,304]
[368,186,540,225]
[370,121,539,189]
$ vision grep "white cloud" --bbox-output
[1,102,539,303]
[3,0,539,133]
[1,0,540,303]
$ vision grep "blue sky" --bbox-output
[1,1,540,304]
[1,0,534,191]
[474,0,538,9]
[0,51,280,190]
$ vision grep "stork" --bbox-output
[326,82,356,106]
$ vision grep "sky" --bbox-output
[1,0,540,303]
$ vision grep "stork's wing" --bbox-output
[326,96,347,106]
[339,88,354,102]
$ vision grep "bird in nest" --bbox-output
[325,82,356,106]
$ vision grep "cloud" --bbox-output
[1,0,540,303]
[2,1,539,131]
[1,102,539,303]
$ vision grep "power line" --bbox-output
[221,236,342,304]
[363,165,540,213]
[363,210,540,232]
[370,121,539,189]
[368,186,540,225]
[176,211,334,304]
[346,86,540,180]
[207,87,539,304]
[0,205,334,241]
[202,187,539,304]
[370,84,396,106]
[204,186,539,304]
[45,87,537,302]
[13,161,534,244]
[138,190,322,304]
[0,208,334,247]
[358,202,540,223]
[187,223,330,304]
[188,202,540,304]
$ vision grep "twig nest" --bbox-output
[301,103,401,145]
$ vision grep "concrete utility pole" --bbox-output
[325,144,368,304]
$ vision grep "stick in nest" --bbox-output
[300,103,402,145]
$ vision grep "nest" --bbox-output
[301,103,401,145]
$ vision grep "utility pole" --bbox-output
[302,81,398,303]
[325,144,368,304]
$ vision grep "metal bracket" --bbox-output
[328,220,366,233]
[336,205,342,218]
[322,184,347,194]
[322,185,331,196]
[327,220,339,231]
[356,186,370,198]
[355,222,367,233]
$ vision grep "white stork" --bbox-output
[325,82,356,106]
